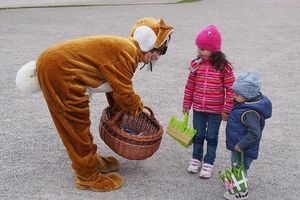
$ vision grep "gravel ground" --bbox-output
[1,0,300,199]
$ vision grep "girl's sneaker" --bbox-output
[187,158,201,174]
[199,163,213,179]
[223,190,249,200]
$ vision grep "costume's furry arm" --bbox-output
[100,63,143,116]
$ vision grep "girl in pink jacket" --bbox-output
[183,25,235,178]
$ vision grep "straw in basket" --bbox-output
[166,113,196,148]
[99,106,163,160]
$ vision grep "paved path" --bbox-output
[1,0,300,199]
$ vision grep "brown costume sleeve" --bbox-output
[100,62,143,116]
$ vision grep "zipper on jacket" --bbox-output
[202,65,209,110]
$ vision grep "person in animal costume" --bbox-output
[16,17,174,192]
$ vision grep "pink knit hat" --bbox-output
[195,25,222,52]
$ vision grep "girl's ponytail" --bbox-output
[211,51,232,71]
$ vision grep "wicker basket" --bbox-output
[99,106,163,160]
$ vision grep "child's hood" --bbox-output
[188,57,202,73]
[246,94,272,120]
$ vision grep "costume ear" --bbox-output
[153,19,174,48]
[133,26,157,52]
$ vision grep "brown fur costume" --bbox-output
[20,18,173,191]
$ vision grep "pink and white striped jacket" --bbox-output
[183,58,235,114]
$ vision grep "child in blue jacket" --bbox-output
[224,71,272,200]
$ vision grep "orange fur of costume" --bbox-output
[33,18,173,192]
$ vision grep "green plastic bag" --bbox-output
[219,151,248,194]
[166,113,197,148]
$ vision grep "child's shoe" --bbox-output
[187,158,201,174]
[223,190,249,200]
[199,163,213,179]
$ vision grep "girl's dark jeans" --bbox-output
[192,111,222,165]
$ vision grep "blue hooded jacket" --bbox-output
[226,93,272,159]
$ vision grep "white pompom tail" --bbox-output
[16,60,41,94]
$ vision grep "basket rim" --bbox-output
[100,106,163,142]
[100,123,162,145]
[100,126,162,148]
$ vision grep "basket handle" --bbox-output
[233,150,245,170]
[143,106,155,118]
[109,106,155,125]
[110,109,126,125]
[182,112,189,128]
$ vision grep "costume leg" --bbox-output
[37,59,123,191]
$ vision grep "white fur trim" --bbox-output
[133,26,157,52]
[86,82,113,93]
[16,60,41,94]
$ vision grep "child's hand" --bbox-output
[234,145,241,152]
[221,112,229,121]
[182,108,189,114]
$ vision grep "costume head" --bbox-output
[232,71,261,100]
[130,18,173,71]
[130,17,174,53]
[195,25,221,52]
